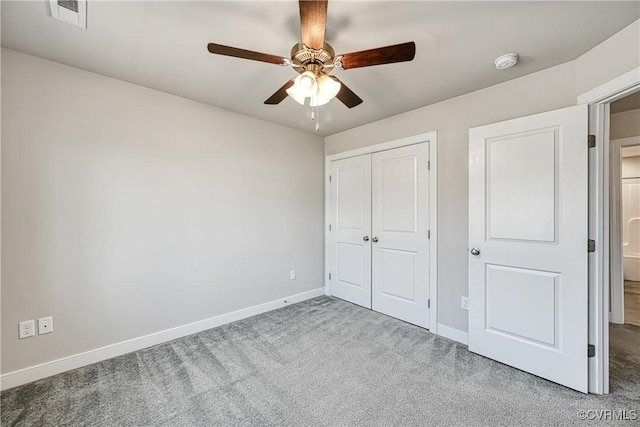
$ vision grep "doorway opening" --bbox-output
[579,67,640,394]
[608,91,640,395]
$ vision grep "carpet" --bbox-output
[1,296,639,426]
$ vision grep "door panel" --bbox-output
[336,243,365,287]
[337,166,367,229]
[329,154,372,308]
[380,157,418,233]
[380,248,417,301]
[487,130,557,242]
[469,104,588,392]
[485,264,559,346]
[372,143,430,328]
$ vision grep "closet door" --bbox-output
[328,154,372,308]
[371,143,430,328]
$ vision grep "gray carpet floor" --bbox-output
[1,296,639,426]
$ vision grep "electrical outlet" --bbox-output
[38,316,54,335]
[461,297,469,310]
[290,270,296,280]
[19,320,36,339]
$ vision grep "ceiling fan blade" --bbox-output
[264,80,295,105]
[339,42,416,70]
[207,43,288,66]
[331,76,363,108]
[299,0,328,50]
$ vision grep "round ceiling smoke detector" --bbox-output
[495,53,518,70]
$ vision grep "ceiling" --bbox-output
[2,1,639,136]
[611,91,640,114]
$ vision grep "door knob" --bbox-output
[470,247,481,256]
[372,237,379,243]
[363,236,370,241]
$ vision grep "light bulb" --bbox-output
[286,71,319,104]
[310,74,341,107]
[299,75,314,91]
[296,71,318,97]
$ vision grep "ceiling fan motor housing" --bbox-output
[291,42,336,74]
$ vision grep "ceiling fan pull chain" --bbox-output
[315,103,320,133]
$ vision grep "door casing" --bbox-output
[324,132,438,333]
[578,67,640,394]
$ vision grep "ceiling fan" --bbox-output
[206,0,416,112]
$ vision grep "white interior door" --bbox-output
[329,154,372,308]
[372,143,430,328]
[469,104,589,392]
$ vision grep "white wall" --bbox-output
[326,19,640,334]
[1,49,325,374]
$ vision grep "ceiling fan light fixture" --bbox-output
[310,74,341,106]
[286,85,307,105]
[297,71,318,97]
[287,70,319,104]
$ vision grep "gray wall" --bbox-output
[325,62,576,332]
[325,19,640,333]
[1,49,325,373]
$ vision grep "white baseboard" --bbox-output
[437,323,469,346]
[0,287,325,391]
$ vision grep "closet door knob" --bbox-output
[372,237,379,243]
[470,247,481,256]
[363,236,370,241]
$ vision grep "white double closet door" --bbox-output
[328,143,431,329]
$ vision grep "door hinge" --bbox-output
[427,160,431,170]
[588,344,596,358]
[427,299,431,308]
[428,230,431,239]
[329,224,332,231]
[329,175,332,182]
[588,239,596,252]
[588,135,596,148]
[328,273,332,280]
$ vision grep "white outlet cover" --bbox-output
[461,297,470,310]
[19,320,36,339]
[290,270,296,280]
[38,316,54,335]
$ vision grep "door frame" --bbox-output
[610,136,640,325]
[324,131,439,333]
[577,67,640,394]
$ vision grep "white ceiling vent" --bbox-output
[49,0,87,29]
